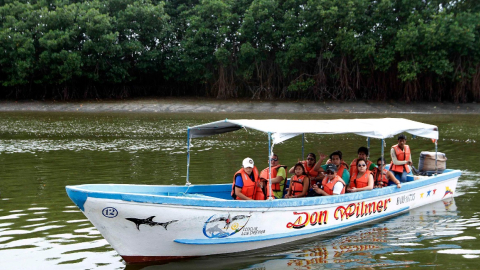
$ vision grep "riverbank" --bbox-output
[0,98,479,114]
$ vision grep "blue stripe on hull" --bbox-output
[174,206,410,245]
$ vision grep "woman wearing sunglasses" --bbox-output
[347,158,374,193]
[289,153,322,195]
[289,153,320,180]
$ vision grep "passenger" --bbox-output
[312,164,346,196]
[231,157,265,200]
[347,158,374,192]
[373,157,401,188]
[390,134,412,183]
[289,152,320,187]
[323,150,349,167]
[259,153,287,199]
[285,163,309,198]
[350,147,377,177]
[315,151,351,187]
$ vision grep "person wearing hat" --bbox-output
[389,134,412,183]
[316,150,351,187]
[312,164,346,196]
[231,157,265,200]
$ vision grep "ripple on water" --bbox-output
[27,207,48,211]
[0,214,28,220]
[438,249,480,254]
[65,219,89,224]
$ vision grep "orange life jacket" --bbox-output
[301,161,319,179]
[231,167,264,200]
[260,165,287,192]
[322,175,346,195]
[373,168,388,187]
[350,159,373,176]
[336,163,348,179]
[290,175,307,197]
[349,170,372,189]
[390,144,411,173]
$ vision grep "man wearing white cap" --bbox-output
[231,157,265,200]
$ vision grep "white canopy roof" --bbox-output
[188,118,438,144]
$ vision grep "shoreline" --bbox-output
[0,98,479,114]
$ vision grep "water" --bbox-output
[0,111,479,269]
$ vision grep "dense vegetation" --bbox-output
[1,0,479,102]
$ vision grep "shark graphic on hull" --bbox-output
[126,216,178,231]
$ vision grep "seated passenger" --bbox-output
[259,153,287,199]
[231,157,265,200]
[373,157,401,189]
[350,147,377,177]
[312,164,346,196]
[290,153,321,196]
[347,158,374,193]
[289,153,320,182]
[315,150,351,187]
[285,163,309,198]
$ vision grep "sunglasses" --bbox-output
[270,158,278,161]
[377,163,384,167]
[357,164,366,167]
[307,158,315,161]
[326,171,335,175]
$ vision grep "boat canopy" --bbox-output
[188,118,438,144]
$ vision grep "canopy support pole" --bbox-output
[186,128,191,186]
[302,133,305,160]
[381,139,385,165]
[435,140,438,175]
[268,132,273,200]
[367,137,371,153]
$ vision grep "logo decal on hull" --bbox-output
[126,216,178,231]
[203,213,251,238]
[442,186,454,198]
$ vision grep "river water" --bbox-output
[0,112,479,269]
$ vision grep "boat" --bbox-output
[65,118,461,264]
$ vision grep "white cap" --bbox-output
[242,157,254,168]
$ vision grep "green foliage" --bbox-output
[0,0,480,101]
[287,78,315,92]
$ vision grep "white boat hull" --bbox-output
[67,170,460,263]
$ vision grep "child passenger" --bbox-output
[285,163,309,198]
[373,157,402,189]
